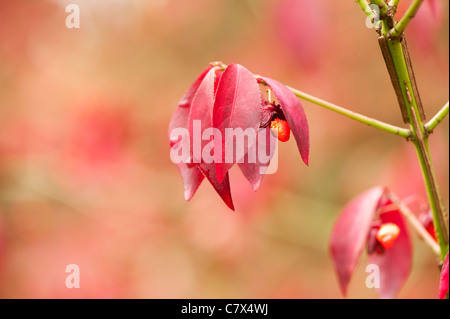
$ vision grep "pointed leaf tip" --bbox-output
[261,77,309,166]
[169,101,204,201]
[368,208,412,299]
[238,127,277,191]
[330,186,386,297]
[197,164,235,211]
[213,64,262,183]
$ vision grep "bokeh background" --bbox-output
[0,0,448,298]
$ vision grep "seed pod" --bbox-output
[270,118,291,142]
[376,222,401,249]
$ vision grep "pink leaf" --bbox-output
[238,126,277,191]
[330,186,386,296]
[169,65,218,201]
[261,77,309,166]
[368,208,412,299]
[213,64,262,183]
[214,68,223,95]
[198,164,234,211]
[187,67,235,209]
[439,253,449,299]
[188,67,217,164]
[178,66,213,108]
[168,104,204,201]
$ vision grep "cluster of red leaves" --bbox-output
[330,186,448,299]
[330,187,412,298]
[171,63,448,299]
[169,63,309,210]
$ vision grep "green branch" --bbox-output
[389,0,425,38]
[287,86,411,138]
[377,26,449,260]
[425,101,449,134]
[388,0,400,7]
[355,0,374,18]
[369,0,388,16]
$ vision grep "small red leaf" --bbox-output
[368,208,412,299]
[238,127,277,191]
[330,186,386,296]
[261,77,309,165]
[168,104,204,201]
[439,253,449,299]
[188,67,216,164]
[213,64,262,183]
[178,66,213,108]
[185,67,235,209]
[198,164,235,211]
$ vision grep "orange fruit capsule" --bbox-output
[376,222,400,249]
[270,118,291,142]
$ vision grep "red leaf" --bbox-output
[439,252,449,299]
[261,77,309,165]
[198,165,235,211]
[169,104,204,201]
[213,64,262,183]
[238,126,277,191]
[188,67,217,164]
[330,187,386,296]
[187,67,235,209]
[178,66,213,108]
[368,209,412,299]
[214,68,224,95]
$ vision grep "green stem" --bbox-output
[369,0,388,16]
[425,102,449,134]
[356,0,375,19]
[388,0,400,7]
[287,86,411,138]
[389,0,425,38]
[380,29,449,260]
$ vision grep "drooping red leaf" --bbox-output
[187,67,235,210]
[238,127,277,191]
[178,65,213,108]
[260,77,309,166]
[330,186,386,296]
[188,67,217,164]
[439,252,449,299]
[197,164,234,211]
[368,208,412,299]
[169,104,204,201]
[169,65,216,201]
[213,64,262,183]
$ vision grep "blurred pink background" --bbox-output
[0,0,448,298]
